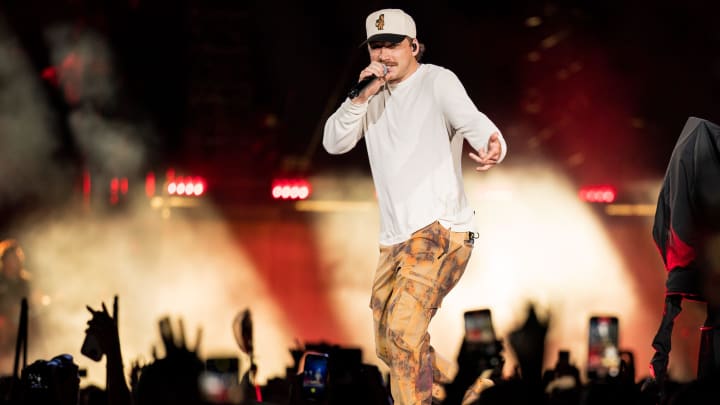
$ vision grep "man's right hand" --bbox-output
[350,61,387,104]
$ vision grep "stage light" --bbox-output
[145,172,156,197]
[193,180,205,196]
[271,179,312,200]
[166,175,206,197]
[110,177,119,205]
[41,66,58,86]
[579,185,617,203]
[108,177,129,205]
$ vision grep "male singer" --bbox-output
[323,8,507,404]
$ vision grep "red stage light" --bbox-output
[145,172,156,197]
[271,179,312,200]
[120,178,129,194]
[41,66,58,86]
[579,185,617,203]
[167,175,206,197]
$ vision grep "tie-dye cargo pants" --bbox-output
[371,221,474,404]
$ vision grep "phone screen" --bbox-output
[301,352,329,401]
[587,316,620,380]
[464,309,496,344]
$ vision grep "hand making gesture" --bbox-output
[469,132,503,171]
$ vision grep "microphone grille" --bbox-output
[383,65,388,75]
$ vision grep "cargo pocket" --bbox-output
[436,231,474,299]
[389,285,436,351]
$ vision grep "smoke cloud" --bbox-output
[0,17,65,206]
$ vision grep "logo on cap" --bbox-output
[375,14,385,31]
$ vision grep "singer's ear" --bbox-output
[411,40,418,52]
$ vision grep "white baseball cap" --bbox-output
[361,9,416,46]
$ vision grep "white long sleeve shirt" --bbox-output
[323,63,507,245]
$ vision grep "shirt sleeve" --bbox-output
[322,99,368,155]
[434,69,507,163]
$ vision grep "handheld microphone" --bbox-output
[348,65,387,99]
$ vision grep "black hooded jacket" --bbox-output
[653,117,720,298]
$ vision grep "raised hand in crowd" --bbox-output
[83,295,131,405]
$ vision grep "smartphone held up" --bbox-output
[587,316,621,381]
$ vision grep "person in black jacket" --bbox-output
[649,117,720,389]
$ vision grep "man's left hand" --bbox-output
[469,132,502,171]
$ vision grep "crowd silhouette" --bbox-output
[0,292,718,405]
